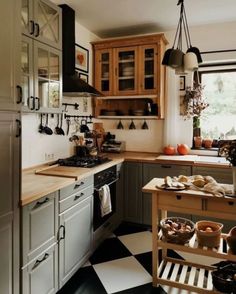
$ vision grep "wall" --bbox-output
[22,21,236,168]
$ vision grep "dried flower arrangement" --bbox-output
[183,82,209,120]
[219,140,236,166]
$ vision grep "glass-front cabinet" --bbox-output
[94,49,113,96]
[21,0,61,49]
[139,45,158,95]
[114,47,138,96]
[21,37,62,112]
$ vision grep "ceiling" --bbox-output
[52,0,236,38]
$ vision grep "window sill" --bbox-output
[190,148,218,157]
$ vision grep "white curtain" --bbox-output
[163,68,193,148]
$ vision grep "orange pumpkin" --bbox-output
[177,144,189,155]
[163,145,176,155]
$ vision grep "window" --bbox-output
[199,68,236,142]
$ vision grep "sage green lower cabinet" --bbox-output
[142,163,192,225]
[192,166,233,184]
[22,192,58,265]
[58,194,93,288]
[22,244,58,294]
[124,162,143,224]
[21,192,59,294]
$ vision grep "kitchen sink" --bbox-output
[195,156,229,164]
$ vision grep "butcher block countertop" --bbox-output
[21,151,230,206]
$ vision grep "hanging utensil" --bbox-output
[58,113,65,135]
[38,113,44,133]
[55,114,61,135]
[44,114,53,135]
[66,116,71,136]
[80,118,89,133]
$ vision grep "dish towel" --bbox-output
[99,184,112,217]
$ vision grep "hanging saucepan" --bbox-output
[80,118,90,133]
[44,114,53,135]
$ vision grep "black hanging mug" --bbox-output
[80,119,90,133]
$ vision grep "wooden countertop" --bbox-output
[22,158,124,206]
[21,152,230,206]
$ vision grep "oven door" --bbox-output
[93,178,117,231]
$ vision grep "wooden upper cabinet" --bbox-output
[94,49,113,96]
[92,34,168,98]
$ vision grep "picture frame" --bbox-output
[79,72,88,83]
[179,75,186,91]
[75,44,89,73]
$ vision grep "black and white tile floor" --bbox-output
[57,222,220,294]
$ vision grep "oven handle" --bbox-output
[94,177,119,192]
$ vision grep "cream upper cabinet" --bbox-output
[21,0,62,50]
[0,0,21,110]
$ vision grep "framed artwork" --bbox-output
[79,72,88,83]
[179,75,186,91]
[75,44,89,73]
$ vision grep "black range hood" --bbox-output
[59,4,103,97]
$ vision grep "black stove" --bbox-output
[56,155,111,168]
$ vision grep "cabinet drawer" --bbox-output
[59,176,93,200]
[59,185,93,213]
[22,192,58,266]
[22,244,58,294]
[207,198,236,215]
[158,193,202,211]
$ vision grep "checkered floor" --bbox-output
[57,222,220,294]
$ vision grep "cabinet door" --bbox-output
[114,46,138,95]
[34,41,62,112]
[139,45,158,95]
[21,36,34,110]
[0,0,21,110]
[22,0,62,49]
[124,162,143,223]
[192,166,233,184]
[94,49,113,96]
[0,215,13,294]
[59,195,93,287]
[0,112,20,294]
[142,163,192,225]
[22,244,58,294]
[22,192,58,266]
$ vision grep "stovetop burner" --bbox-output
[56,155,111,168]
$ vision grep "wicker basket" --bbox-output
[212,264,236,293]
[196,220,223,248]
[160,217,195,245]
[226,226,236,254]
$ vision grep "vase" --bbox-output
[233,166,236,195]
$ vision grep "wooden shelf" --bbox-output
[158,232,236,262]
[158,257,220,293]
[97,115,158,120]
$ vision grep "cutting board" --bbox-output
[35,166,92,180]
[156,155,198,162]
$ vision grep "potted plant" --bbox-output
[219,140,236,194]
[183,80,209,147]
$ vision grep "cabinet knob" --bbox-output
[34,23,40,37]
[16,85,22,104]
[176,195,182,200]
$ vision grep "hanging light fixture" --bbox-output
[162,0,202,73]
